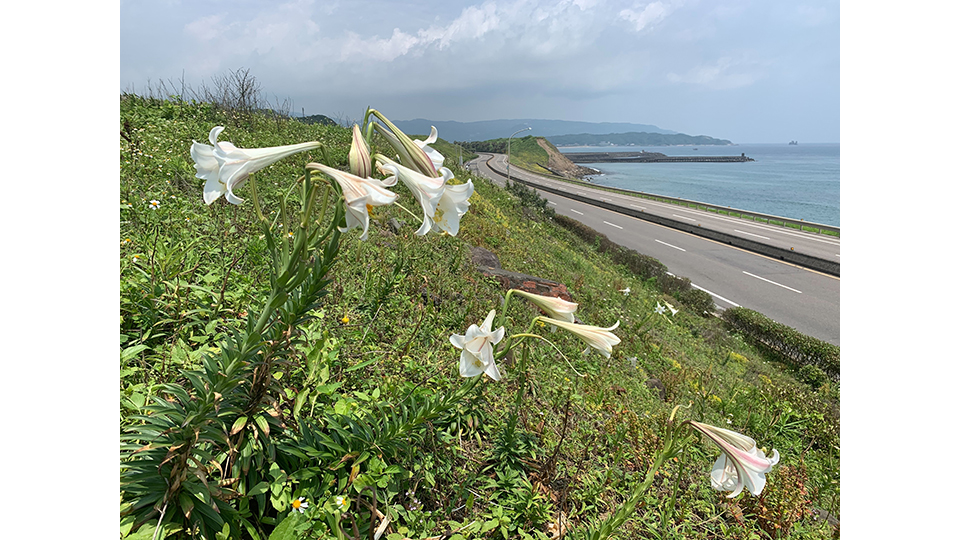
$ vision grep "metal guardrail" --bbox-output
[486,155,840,236]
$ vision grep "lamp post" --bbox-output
[506,127,532,187]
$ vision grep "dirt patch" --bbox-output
[535,138,599,179]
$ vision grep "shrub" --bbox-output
[798,364,829,388]
[674,287,715,316]
[722,307,839,380]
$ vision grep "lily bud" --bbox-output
[369,109,438,177]
[348,124,372,178]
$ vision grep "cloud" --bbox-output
[618,1,680,32]
[666,56,764,89]
[339,1,500,62]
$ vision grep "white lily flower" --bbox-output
[655,302,667,315]
[414,126,445,172]
[513,290,578,323]
[191,126,320,205]
[306,163,397,241]
[689,421,780,498]
[376,156,452,235]
[433,179,474,236]
[619,287,631,295]
[450,310,505,381]
[665,301,679,316]
[541,318,621,358]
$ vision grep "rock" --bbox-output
[809,507,840,538]
[644,378,667,401]
[478,267,573,302]
[388,218,404,234]
[470,245,502,269]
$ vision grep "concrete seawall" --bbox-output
[567,151,754,163]
[486,159,839,277]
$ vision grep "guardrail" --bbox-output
[485,155,839,236]
[476,155,840,277]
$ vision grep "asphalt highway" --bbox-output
[467,153,841,346]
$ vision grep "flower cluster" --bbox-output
[450,290,621,382]
[189,109,475,240]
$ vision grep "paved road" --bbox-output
[468,153,841,346]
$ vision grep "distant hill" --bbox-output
[295,114,338,126]
[390,118,677,143]
[546,132,732,147]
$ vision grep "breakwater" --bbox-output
[567,151,754,163]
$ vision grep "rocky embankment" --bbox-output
[535,138,599,179]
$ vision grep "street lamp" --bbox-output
[506,126,532,187]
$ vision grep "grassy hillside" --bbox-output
[459,135,553,175]
[120,96,838,540]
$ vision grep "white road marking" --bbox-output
[673,214,697,222]
[666,272,740,307]
[630,204,646,209]
[603,221,623,229]
[656,239,686,252]
[600,197,611,202]
[742,271,802,294]
[570,209,584,215]
[692,283,740,307]
[735,229,770,240]
[548,201,557,206]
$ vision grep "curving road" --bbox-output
[468,153,840,346]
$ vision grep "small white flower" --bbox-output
[149,200,160,210]
[655,302,667,315]
[619,287,631,296]
[334,495,348,512]
[292,497,308,513]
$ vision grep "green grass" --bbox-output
[120,96,839,540]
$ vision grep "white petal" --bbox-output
[459,350,485,378]
[490,326,505,345]
[449,333,466,349]
[480,310,497,332]
[203,176,225,205]
[484,356,502,381]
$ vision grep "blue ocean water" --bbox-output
[559,143,840,227]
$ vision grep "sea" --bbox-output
[558,143,840,227]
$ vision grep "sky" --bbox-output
[120,0,840,143]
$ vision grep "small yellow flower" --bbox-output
[341,316,350,324]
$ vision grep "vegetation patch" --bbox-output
[119,82,838,540]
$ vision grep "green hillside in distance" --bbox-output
[547,131,732,147]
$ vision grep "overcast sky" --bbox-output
[120,0,839,143]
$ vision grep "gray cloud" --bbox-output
[121,0,840,142]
